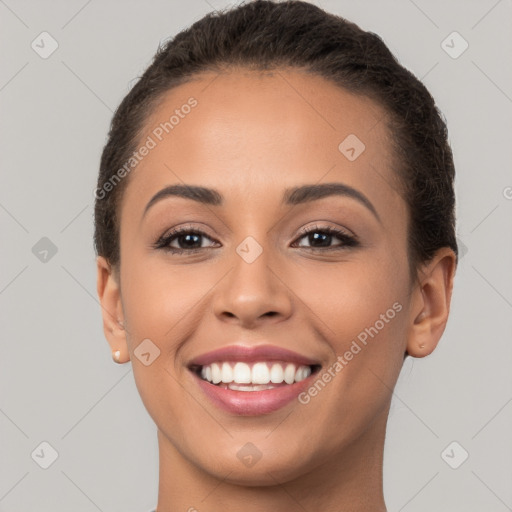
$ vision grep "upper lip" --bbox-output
[187,344,322,368]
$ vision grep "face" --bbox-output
[105,69,416,484]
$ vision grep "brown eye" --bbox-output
[153,227,219,254]
[293,225,359,250]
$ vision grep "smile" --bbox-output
[197,361,315,390]
[187,344,322,415]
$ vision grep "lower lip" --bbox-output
[191,370,316,416]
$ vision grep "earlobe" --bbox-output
[406,248,457,358]
[96,256,130,364]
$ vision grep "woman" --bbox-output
[94,1,457,510]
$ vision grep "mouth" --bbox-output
[189,361,322,391]
[186,344,322,415]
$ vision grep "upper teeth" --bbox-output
[200,362,312,385]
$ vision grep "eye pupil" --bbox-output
[310,232,331,247]
[180,234,200,248]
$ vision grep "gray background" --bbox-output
[1,0,511,510]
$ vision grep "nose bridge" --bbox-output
[212,232,293,326]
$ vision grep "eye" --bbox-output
[153,223,359,256]
[153,226,219,254]
[292,224,359,250]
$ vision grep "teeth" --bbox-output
[284,363,296,384]
[229,383,276,392]
[298,366,310,381]
[270,363,284,383]
[252,362,270,384]
[221,362,233,383]
[211,363,222,384]
[233,362,252,383]
[198,361,312,386]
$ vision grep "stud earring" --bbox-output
[112,350,121,363]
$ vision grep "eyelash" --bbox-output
[152,224,359,255]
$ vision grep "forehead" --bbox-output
[122,68,401,217]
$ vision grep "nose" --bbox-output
[212,242,293,329]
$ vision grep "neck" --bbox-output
[155,408,389,512]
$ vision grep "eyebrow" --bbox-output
[143,182,380,222]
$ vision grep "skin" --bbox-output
[96,69,456,511]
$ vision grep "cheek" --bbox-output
[120,255,215,342]
[118,257,211,431]
[292,260,409,429]
[292,256,409,407]
[120,245,409,364]
[291,255,407,340]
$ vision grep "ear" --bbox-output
[406,247,457,358]
[96,256,130,363]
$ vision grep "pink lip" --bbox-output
[187,344,321,416]
[187,344,321,367]
[190,371,318,416]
